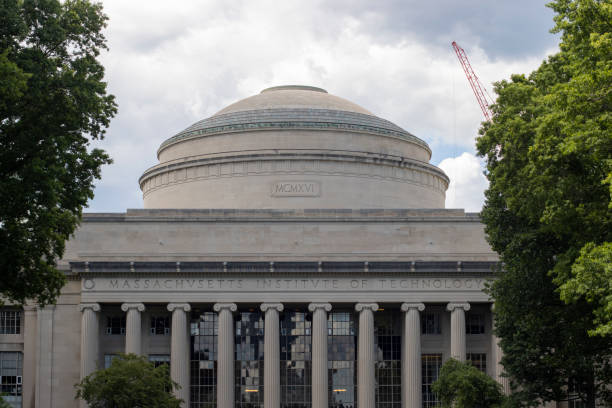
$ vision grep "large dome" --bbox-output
[140,85,449,209]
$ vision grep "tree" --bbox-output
[0,0,117,305]
[75,354,182,408]
[476,0,612,406]
[431,359,507,408]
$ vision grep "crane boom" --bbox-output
[452,41,493,121]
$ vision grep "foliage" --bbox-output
[75,354,182,408]
[431,358,506,408]
[476,0,612,406]
[0,0,116,305]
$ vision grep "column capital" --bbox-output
[78,303,100,312]
[308,302,332,312]
[167,303,191,312]
[446,302,471,312]
[121,302,145,312]
[260,303,284,312]
[213,302,237,313]
[355,303,378,312]
[401,302,425,312]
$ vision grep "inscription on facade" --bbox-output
[83,277,485,292]
[271,180,320,197]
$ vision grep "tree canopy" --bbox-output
[75,354,182,408]
[476,0,611,406]
[432,359,507,408]
[0,0,116,305]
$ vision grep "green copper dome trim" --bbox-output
[159,108,431,153]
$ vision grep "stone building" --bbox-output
[2,85,512,408]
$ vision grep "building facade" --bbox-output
[2,85,521,408]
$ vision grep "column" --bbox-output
[167,303,191,407]
[22,306,37,408]
[261,303,284,408]
[491,304,510,394]
[308,302,332,408]
[121,303,145,355]
[355,303,378,408]
[78,303,99,408]
[214,303,237,408]
[447,303,470,361]
[401,302,425,408]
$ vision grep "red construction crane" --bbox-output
[452,41,494,121]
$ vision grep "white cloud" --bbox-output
[438,153,488,212]
[88,0,554,211]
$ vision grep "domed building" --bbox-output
[2,86,506,408]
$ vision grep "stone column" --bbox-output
[447,303,470,361]
[214,303,237,408]
[78,303,99,408]
[22,306,37,408]
[121,303,145,355]
[167,303,191,407]
[401,302,425,408]
[355,303,378,408]
[308,302,332,408]
[491,304,510,394]
[261,303,284,408]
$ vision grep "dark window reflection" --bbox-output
[190,312,217,407]
[422,354,442,408]
[235,311,264,407]
[328,311,356,408]
[375,309,402,407]
[281,310,312,408]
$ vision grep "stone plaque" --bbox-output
[271,180,320,197]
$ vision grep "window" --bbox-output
[0,311,21,335]
[467,353,487,373]
[374,309,402,408]
[191,312,218,407]
[280,310,312,407]
[149,354,170,368]
[104,354,119,369]
[0,352,23,407]
[235,311,265,408]
[422,354,442,408]
[150,316,170,335]
[466,313,485,334]
[421,312,441,335]
[106,316,126,335]
[328,312,356,408]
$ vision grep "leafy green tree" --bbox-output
[0,0,117,305]
[431,359,506,408]
[476,0,612,406]
[75,354,182,408]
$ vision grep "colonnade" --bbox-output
[79,301,476,408]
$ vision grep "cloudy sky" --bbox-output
[89,0,560,213]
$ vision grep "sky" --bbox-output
[88,0,560,213]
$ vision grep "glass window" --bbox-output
[104,354,119,369]
[374,309,402,408]
[466,313,485,334]
[149,354,170,368]
[0,311,21,335]
[328,311,356,408]
[150,316,170,335]
[422,354,442,408]
[467,353,486,373]
[0,351,23,408]
[235,311,264,408]
[106,316,126,335]
[191,312,217,407]
[281,310,312,408]
[421,312,441,335]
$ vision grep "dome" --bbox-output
[140,86,449,209]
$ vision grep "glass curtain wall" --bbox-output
[235,311,265,407]
[374,309,402,408]
[328,311,357,408]
[191,312,218,407]
[280,310,312,408]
